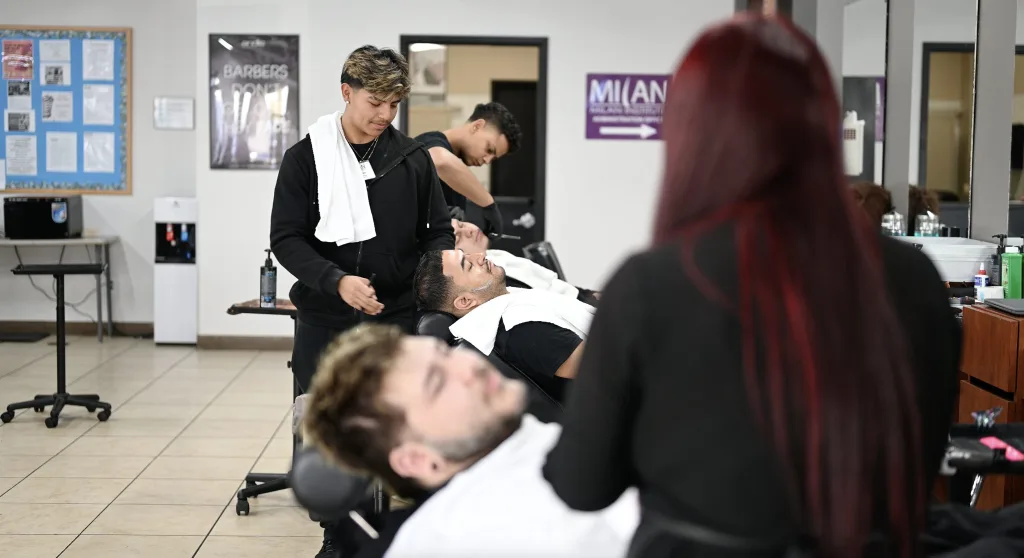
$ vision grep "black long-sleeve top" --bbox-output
[270,126,454,329]
[543,229,960,550]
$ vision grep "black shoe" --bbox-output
[315,526,343,558]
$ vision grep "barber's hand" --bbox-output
[481,202,504,237]
[338,275,384,315]
[448,205,466,221]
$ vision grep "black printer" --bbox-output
[2,196,84,239]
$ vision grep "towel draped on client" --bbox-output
[450,287,595,355]
[486,250,579,299]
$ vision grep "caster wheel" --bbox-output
[235,498,250,516]
[0,411,13,423]
[33,407,44,413]
[86,406,97,413]
[96,410,110,422]
[44,416,58,429]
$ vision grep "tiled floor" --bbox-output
[0,335,322,557]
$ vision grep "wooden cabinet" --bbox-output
[958,306,1024,509]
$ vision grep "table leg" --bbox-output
[104,245,113,338]
[94,246,103,343]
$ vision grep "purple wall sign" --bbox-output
[586,73,669,141]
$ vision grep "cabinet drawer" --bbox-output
[956,381,1016,511]
[961,306,1020,393]
[957,380,1014,424]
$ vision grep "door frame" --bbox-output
[398,35,549,240]
[918,42,1024,191]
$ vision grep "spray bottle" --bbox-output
[260,249,277,309]
[990,234,1008,286]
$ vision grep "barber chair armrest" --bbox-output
[290,446,373,522]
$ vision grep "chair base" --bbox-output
[235,473,290,516]
[1,393,111,428]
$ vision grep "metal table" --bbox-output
[0,235,119,342]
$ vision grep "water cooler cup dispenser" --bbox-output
[154,197,198,344]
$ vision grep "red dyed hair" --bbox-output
[654,15,922,558]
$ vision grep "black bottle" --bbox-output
[260,249,277,309]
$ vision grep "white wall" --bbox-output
[196,0,735,337]
[0,0,197,325]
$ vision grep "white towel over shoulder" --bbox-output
[449,287,595,355]
[308,111,376,246]
[486,249,579,299]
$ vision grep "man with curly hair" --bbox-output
[415,102,523,235]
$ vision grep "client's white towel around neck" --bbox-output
[485,249,579,299]
[449,287,595,355]
[308,111,377,246]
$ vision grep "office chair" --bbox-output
[522,241,567,281]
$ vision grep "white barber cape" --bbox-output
[449,287,595,355]
[485,249,579,299]
[308,111,377,246]
[384,415,640,558]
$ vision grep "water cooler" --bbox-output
[154,197,198,345]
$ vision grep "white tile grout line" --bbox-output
[3,337,144,419]
[43,348,293,557]
[0,347,296,555]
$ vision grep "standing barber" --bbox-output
[415,102,521,235]
[269,44,453,558]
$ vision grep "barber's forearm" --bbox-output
[555,343,585,379]
[436,163,494,207]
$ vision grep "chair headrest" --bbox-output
[416,312,457,344]
[289,447,373,521]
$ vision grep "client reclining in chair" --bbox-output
[302,324,639,558]
[414,249,594,400]
[452,218,600,305]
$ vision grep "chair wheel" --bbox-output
[235,498,250,516]
[44,416,58,428]
[86,406,97,413]
[33,407,44,413]
[97,410,110,422]
[0,411,13,423]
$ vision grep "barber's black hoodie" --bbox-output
[270,125,454,330]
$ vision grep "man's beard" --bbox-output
[429,410,524,464]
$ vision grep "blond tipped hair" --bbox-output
[341,45,411,101]
[302,323,422,497]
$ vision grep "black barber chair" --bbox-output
[416,311,563,423]
[522,241,567,282]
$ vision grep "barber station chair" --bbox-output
[522,241,567,282]
[415,311,563,423]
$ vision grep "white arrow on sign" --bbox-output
[598,123,657,139]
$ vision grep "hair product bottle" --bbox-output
[260,249,277,309]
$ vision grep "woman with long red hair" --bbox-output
[543,14,960,558]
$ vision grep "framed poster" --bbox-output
[209,34,298,170]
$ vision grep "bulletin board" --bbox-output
[0,26,132,195]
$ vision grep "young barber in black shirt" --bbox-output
[269,45,452,558]
[415,102,522,235]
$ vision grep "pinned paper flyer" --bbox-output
[83,39,115,81]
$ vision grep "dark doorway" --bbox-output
[399,35,548,247]
[491,81,537,198]
[487,80,539,254]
